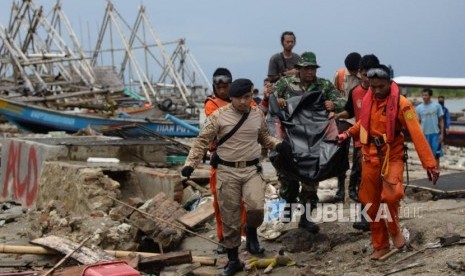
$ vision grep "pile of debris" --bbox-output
[0,165,220,275]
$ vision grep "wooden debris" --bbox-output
[391,248,425,265]
[139,250,192,271]
[184,180,211,196]
[191,256,217,266]
[178,198,215,229]
[30,235,115,264]
[0,271,41,276]
[378,248,400,262]
[383,262,424,275]
[43,236,91,276]
[110,195,222,246]
[0,244,216,266]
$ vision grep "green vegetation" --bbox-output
[407,88,465,98]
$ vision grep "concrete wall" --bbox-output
[0,136,171,209]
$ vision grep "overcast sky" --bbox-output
[1,0,465,90]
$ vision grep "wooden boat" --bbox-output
[393,76,465,147]
[446,119,465,147]
[0,98,199,137]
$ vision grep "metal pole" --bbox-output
[403,143,410,192]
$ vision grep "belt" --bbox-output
[218,158,260,168]
[369,136,386,147]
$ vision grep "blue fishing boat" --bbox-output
[0,98,200,137]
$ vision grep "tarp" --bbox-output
[268,91,350,182]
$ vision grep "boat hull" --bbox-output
[0,98,199,137]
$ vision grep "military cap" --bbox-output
[295,51,320,68]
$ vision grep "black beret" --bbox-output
[229,78,253,97]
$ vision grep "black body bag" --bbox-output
[267,91,350,182]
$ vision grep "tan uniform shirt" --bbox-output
[185,104,281,167]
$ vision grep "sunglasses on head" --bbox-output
[367,68,390,79]
[213,75,232,84]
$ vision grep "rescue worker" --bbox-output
[335,54,380,231]
[332,52,362,203]
[333,52,362,98]
[204,68,268,254]
[205,68,233,116]
[274,51,345,233]
[182,79,283,275]
[205,68,245,254]
[338,64,440,260]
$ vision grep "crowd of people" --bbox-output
[181,31,444,275]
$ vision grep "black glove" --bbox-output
[275,142,292,156]
[181,166,194,178]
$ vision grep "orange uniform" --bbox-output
[348,89,436,251]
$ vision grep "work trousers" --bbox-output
[349,147,363,191]
[279,177,319,205]
[216,164,266,249]
[209,167,246,241]
[359,158,404,250]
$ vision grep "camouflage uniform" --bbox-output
[274,74,346,209]
[185,104,281,248]
[275,75,346,112]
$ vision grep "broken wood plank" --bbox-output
[43,236,91,276]
[378,248,399,262]
[191,256,217,266]
[0,272,40,276]
[30,235,115,265]
[0,244,217,266]
[139,250,192,271]
[178,198,215,229]
[383,262,424,275]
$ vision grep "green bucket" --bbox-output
[166,155,187,165]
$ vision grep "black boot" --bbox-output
[280,202,294,223]
[298,211,320,234]
[353,205,370,231]
[348,179,359,202]
[216,239,226,254]
[245,225,265,254]
[221,247,243,276]
[334,174,346,202]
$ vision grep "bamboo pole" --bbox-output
[0,244,216,266]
